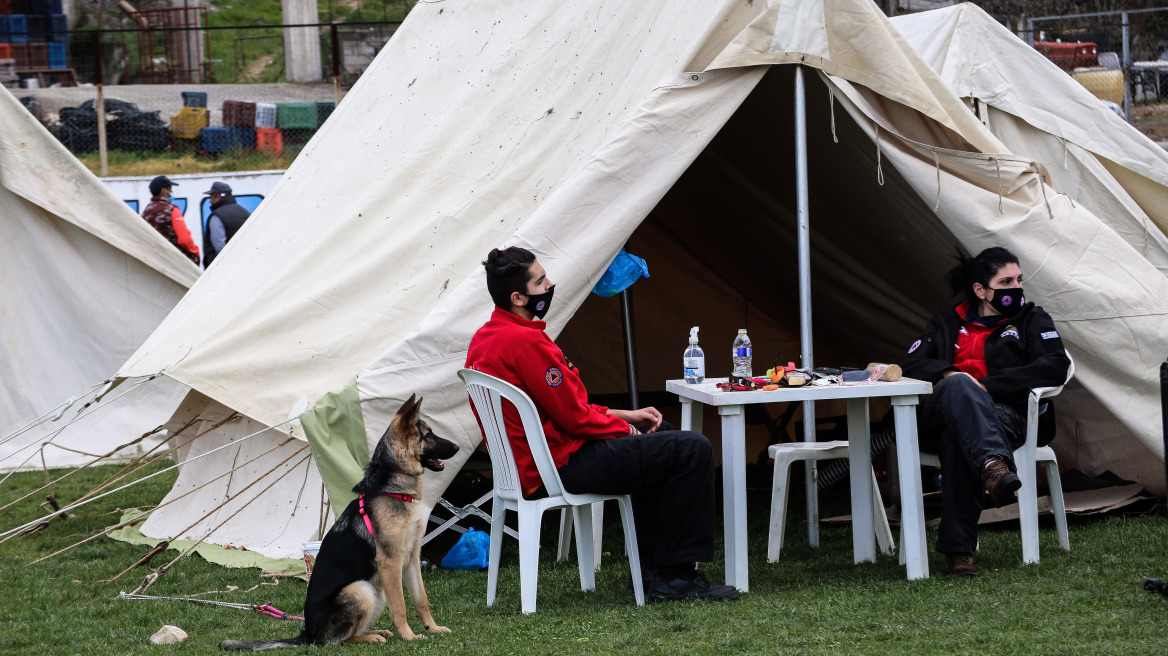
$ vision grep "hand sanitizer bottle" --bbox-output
[684,326,705,384]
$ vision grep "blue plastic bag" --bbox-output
[591,249,650,297]
[440,527,490,570]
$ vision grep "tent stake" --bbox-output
[794,65,819,547]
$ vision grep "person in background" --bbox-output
[141,175,199,265]
[902,246,1070,578]
[202,181,251,268]
[465,246,739,603]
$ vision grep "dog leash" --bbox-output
[358,492,415,538]
[118,592,305,621]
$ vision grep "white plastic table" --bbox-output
[667,377,934,591]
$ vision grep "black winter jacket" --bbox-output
[902,302,1071,411]
[202,195,251,267]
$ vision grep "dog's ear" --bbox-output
[397,394,422,425]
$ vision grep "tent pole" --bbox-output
[620,288,640,410]
[794,64,818,547]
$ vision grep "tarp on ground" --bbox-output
[115,0,1167,560]
[0,86,196,473]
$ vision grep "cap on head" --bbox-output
[203,181,232,196]
[149,175,178,196]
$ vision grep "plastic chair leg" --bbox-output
[1044,459,1070,551]
[517,505,543,614]
[591,502,604,571]
[487,501,507,607]
[616,497,645,606]
[572,506,596,591]
[1016,448,1040,564]
[767,455,795,562]
[871,468,894,556]
[556,509,572,562]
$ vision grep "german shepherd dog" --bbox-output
[220,395,459,650]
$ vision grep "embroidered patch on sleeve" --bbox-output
[907,339,922,354]
[1040,330,1060,340]
[545,367,563,387]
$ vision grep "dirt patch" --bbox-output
[1131,103,1168,142]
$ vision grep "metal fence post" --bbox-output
[331,22,341,106]
[94,30,108,177]
[1122,11,1132,123]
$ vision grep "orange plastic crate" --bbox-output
[256,127,283,155]
[0,44,11,61]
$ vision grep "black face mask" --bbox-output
[988,286,1025,317]
[523,285,555,319]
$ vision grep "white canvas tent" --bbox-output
[0,87,196,473]
[892,3,1168,495]
[105,0,1167,561]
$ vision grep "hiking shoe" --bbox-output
[980,454,1021,507]
[648,568,740,603]
[945,552,980,578]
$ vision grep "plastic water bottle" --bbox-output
[731,329,752,379]
[683,326,705,384]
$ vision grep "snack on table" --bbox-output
[866,363,902,382]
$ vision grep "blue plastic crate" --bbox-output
[199,127,232,153]
[46,0,63,14]
[228,126,255,150]
[0,17,9,44]
[8,15,29,44]
[47,14,67,43]
[47,41,64,69]
[182,91,208,108]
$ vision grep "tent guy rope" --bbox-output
[0,416,297,541]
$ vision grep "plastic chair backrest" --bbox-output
[1025,350,1075,448]
[1098,52,1121,70]
[458,368,567,501]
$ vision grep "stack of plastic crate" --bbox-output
[223,100,256,151]
[170,106,209,140]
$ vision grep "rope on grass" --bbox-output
[118,592,304,621]
[0,417,297,542]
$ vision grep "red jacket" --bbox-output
[465,307,630,495]
[951,301,1007,380]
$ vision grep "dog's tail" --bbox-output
[218,635,303,651]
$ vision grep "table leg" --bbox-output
[718,404,748,592]
[891,395,929,580]
[846,398,875,563]
[679,398,703,433]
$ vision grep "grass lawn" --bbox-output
[1,462,1166,655]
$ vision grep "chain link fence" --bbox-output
[3,20,400,174]
[1024,8,1168,139]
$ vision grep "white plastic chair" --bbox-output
[766,441,895,562]
[900,353,1075,565]
[458,368,644,613]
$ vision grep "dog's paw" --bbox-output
[369,634,388,644]
[425,625,451,635]
[369,630,394,638]
[398,630,419,641]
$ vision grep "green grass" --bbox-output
[1,463,1166,655]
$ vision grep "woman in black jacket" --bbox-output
[902,246,1070,578]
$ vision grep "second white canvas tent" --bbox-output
[106,0,1167,561]
[0,87,196,474]
[893,3,1168,493]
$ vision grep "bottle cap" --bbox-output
[738,329,748,334]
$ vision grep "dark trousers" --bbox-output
[917,375,1025,554]
[555,422,715,572]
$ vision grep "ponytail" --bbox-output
[945,246,1019,304]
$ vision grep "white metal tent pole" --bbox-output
[794,65,819,547]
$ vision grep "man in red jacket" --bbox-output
[141,175,200,265]
[465,246,738,603]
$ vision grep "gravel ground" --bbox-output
[12,83,346,125]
